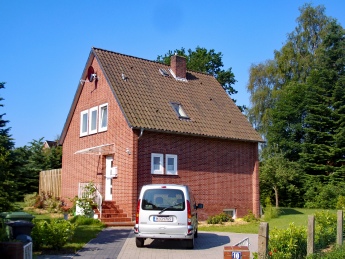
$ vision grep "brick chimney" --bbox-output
[170,55,186,79]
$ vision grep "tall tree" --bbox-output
[156,47,242,110]
[299,21,345,178]
[0,82,16,211]
[247,4,332,138]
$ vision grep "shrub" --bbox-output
[206,212,233,224]
[336,195,345,210]
[314,210,337,250]
[263,197,280,221]
[72,182,98,218]
[31,219,76,250]
[243,210,259,222]
[307,245,345,258]
[23,192,38,207]
[268,223,307,259]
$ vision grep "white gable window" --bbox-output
[151,153,164,174]
[99,103,108,132]
[166,154,178,175]
[89,106,98,135]
[80,110,89,137]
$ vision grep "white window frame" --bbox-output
[80,109,89,137]
[98,103,108,132]
[166,154,178,175]
[151,153,164,174]
[89,106,98,135]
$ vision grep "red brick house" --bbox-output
[59,47,263,224]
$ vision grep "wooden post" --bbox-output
[307,215,315,255]
[337,210,343,246]
[258,222,269,259]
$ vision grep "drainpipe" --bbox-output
[138,128,144,139]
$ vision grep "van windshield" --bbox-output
[142,189,185,211]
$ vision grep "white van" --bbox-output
[134,184,203,249]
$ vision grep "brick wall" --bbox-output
[61,56,137,219]
[137,131,259,220]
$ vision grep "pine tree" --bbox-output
[0,82,16,211]
[300,21,345,178]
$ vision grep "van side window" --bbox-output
[142,189,185,211]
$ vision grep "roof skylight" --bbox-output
[159,68,170,77]
[170,102,189,119]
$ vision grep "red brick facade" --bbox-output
[137,131,259,220]
[61,55,260,222]
[61,57,138,219]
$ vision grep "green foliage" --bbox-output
[0,221,8,242]
[70,215,104,226]
[268,223,307,259]
[304,180,345,209]
[248,4,345,208]
[206,212,233,224]
[23,192,39,207]
[10,137,62,201]
[263,197,280,221]
[260,146,301,207]
[243,210,259,223]
[0,82,17,211]
[266,210,337,258]
[31,219,76,250]
[336,195,345,210]
[73,182,97,217]
[314,210,337,250]
[307,245,345,259]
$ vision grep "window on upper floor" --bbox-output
[151,153,164,174]
[166,154,178,175]
[99,103,108,132]
[80,110,89,137]
[80,103,108,137]
[151,153,178,175]
[89,106,98,135]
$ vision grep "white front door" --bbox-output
[105,156,113,201]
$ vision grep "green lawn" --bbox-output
[199,208,337,233]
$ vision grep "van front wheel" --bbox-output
[186,236,194,249]
[136,238,144,248]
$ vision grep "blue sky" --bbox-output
[1,1,345,147]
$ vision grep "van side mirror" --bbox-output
[196,203,203,209]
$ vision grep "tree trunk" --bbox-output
[274,186,279,208]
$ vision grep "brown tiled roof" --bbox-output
[93,47,262,142]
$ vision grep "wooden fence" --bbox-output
[39,169,62,198]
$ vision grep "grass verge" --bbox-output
[199,208,337,234]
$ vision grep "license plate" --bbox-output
[153,216,173,222]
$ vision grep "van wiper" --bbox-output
[159,202,183,214]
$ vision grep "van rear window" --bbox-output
[142,189,185,211]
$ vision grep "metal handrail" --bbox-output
[95,187,103,219]
[234,237,250,247]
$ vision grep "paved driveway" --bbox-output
[38,227,258,259]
